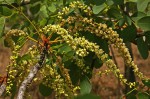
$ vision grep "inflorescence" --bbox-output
[4,1,149,98]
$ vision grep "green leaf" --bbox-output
[39,18,47,26]
[136,37,149,59]
[137,0,150,12]
[0,6,12,16]
[106,0,114,6]
[125,0,137,2]
[94,58,103,69]
[83,0,105,6]
[21,54,31,60]
[30,0,41,4]
[137,92,150,99]
[62,51,75,62]
[83,52,94,67]
[48,3,56,12]
[82,31,109,54]
[96,38,109,54]
[30,3,41,15]
[68,62,81,85]
[80,76,92,95]
[16,54,31,64]
[142,79,150,87]
[14,0,22,3]
[118,24,137,42]
[119,18,125,26]
[40,5,48,18]
[137,16,150,31]
[0,17,5,38]
[5,0,15,3]
[145,31,150,44]
[10,81,17,99]
[74,93,100,99]
[107,8,122,19]
[132,12,146,24]
[112,0,124,5]
[93,0,106,5]
[92,4,106,14]
[125,15,132,25]
[58,43,72,54]
[39,83,53,96]
[126,94,136,99]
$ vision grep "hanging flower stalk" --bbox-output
[40,24,136,87]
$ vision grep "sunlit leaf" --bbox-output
[80,76,92,95]
[48,3,56,12]
[137,16,150,31]
[106,0,114,6]
[137,0,150,12]
[40,5,48,18]
[132,12,146,24]
[0,6,12,16]
[92,4,106,14]
[58,43,72,54]
[62,51,75,62]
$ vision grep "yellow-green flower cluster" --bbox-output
[75,58,90,73]
[57,58,77,97]
[43,63,67,97]
[6,45,21,94]
[6,44,39,94]
[41,62,75,97]
[5,29,27,50]
[41,24,134,87]
[58,1,92,19]
[76,48,89,57]
[60,16,146,80]
[40,55,80,97]
[98,69,111,76]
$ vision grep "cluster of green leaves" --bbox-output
[0,0,150,99]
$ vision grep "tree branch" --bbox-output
[17,63,41,99]
[17,44,47,99]
[0,83,6,96]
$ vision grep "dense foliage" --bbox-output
[0,0,150,99]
